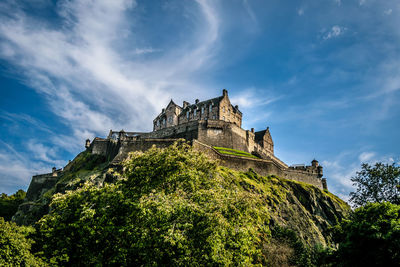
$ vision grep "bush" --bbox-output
[34,142,270,265]
[0,217,43,266]
[332,202,400,266]
[0,189,26,221]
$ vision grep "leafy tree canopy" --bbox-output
[0,217,43,266]
[0,189,26,221]
[332,202,400,267]
[34,143,270,266]
[349,162,400,207]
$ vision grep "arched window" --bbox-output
[209,105,212,113]
[187,111,190,119]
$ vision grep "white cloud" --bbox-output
[230,88,281,109]
[323,25,346,40]
[384,9,393,15]
[359,0,366,6]
[0,0,222,193]
[334,0,341,6]
[358,152,375,162]
[0,141,50,193]
[297,8,304,16]
[0,0,220,135]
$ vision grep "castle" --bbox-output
[25,90,327,201]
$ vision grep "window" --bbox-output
[168,117,172,123]
[223,116,225,121]
[194,109,197,117]
[187,111,190,119]
[209,105,212,112]
[223,107,225,113]
[228,109,230,115]
[212,115,216,120]
[157,120,160,126]
[162,118,165,125]
[201,106,204,114]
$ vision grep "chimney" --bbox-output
[251,128,254,133]
[183,101,189,108]
[195,99,199,104]
[235,105,239,110]
[162,108,165,113]
[52,167,56,173]
[222,89,228,97]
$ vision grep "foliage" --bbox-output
[213,146,260,159]
[263,226,312,266]
[34,142,270,266]
[331,202,400,267]
[349,162,400,207]
[0,217,44,266]
[0,189,26,221]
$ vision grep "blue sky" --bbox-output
[0,0,399,201]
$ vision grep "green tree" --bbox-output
[0,217,44,266]
[0,189,26,221]
[332,202,400,267]
[34,142,270,266]
[349,162,400,207]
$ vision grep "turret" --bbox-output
[311,159,319,167]
[85,139,91,149]
[52,167,57,177]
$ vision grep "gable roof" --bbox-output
[255,127,273,144]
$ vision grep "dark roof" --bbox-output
[182,96,224,111]
[254,130,266,142]
[255,127,272,143]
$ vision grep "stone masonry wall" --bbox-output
[25,173,58,201]
[192,140,324,189]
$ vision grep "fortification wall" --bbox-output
[26,173,58,201]
[283,169,323,190]
[112,139,179,163]
[197,121,247,152]
[91,138,121,161]
[192,140,324,189]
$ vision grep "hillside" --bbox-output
[13,142,350,265]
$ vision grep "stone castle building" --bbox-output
[26,89,327,201]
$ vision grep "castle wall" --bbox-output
[197,120,249,153]
[91,138,121,161]
[25,173,58,201]
[112,139,179,163]
[283,169,323,190]
[192,140,324,188]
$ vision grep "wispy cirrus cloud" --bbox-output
[0,0,222,192]
[322,25,347,40]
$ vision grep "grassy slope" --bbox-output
[213,146,260,159]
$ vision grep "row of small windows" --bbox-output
[186,104,213,119]
[155,105,238,128]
